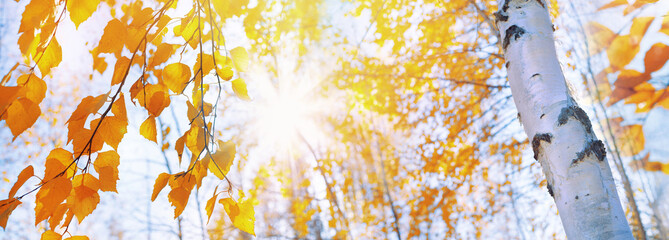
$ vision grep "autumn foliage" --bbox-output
[1,0,669,239]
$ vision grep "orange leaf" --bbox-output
[67,174,100,223]
[5,98,41,140]
[163,63,191,94]
[67,0,100,28]
[44,148,75,181]
[168,173,196,218]
[40,230,62,240]
[71,127,105,155]
[151,173,171,201]
[67,93,108,123]
[8,165,34,198]
[0,198,21,229]
[614,69,651,88]
[89,116,127,150]
[185,124,206,155]
[175,134,186,162]
[205,188,218,224]
[94,151,120,192]
[111,57,130,86]
[0,87,22,115]
[64,236,89,240]
[208,140,235,180]
[98,19,127,53]
[37,38,62,76]
[35,177,72,224]
[47,203,68,228]
[598,0,627,10]
[231,78,251,101]
[140,116,157,143]
[644,43,669,73]
[112,93,127,121]
[17,74,46,104]
[149,43,177,68]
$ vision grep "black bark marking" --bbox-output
[503,25,526,50]
[575,195,579,200]
[552,24,556,32]
[502,0,511,12]
[557,105,593,134]
[493,11,508,22]
[571,140,607,166]
[517,112,521,125]
[531,133,552,160]
[535,0,545,8]
[540,113,545,119]
[505,61,510,68]
[531,73,540,78]
[547,183,554,198]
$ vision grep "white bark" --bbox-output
[495,0,633,239]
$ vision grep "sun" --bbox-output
[248,66,332,153]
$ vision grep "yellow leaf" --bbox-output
[218,66,234,81]
[151,173,171,201]
[0,198,21,230]
[98,19,127,53]
[8,165,34,199]
[230,47,249,72]
[67,0,100,28]
[67,174,100,223]
[660,15,669,36]
[37,38,62,76]
[163,63,191,94]
[140,116,157,143]
[220,198,256,236]
[607,35,639,70]
[231,78,251,101]
[585,22,615,55]
[40,230,62,240]
[195,53,215,78]
[5,98,41,140]
[661,163,669,175]
[629,17,654,40]
[208,140,235,180]
[619,124,645,156]
[94,151,120,192]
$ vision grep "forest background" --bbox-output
[1,0,669,239]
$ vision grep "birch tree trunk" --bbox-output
[495,0,633,238]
